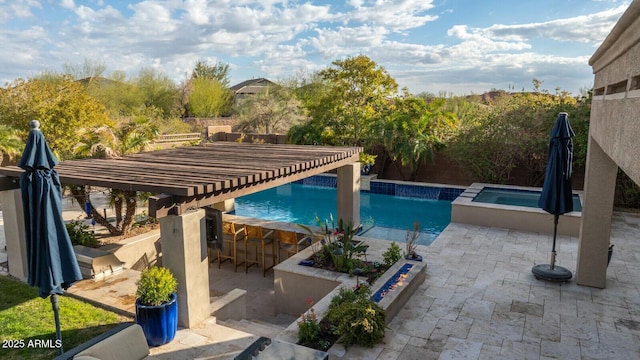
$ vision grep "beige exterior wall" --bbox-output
[160,209,210,328]
[0,189,28,281]
[576,0,640,288]
[337,162,361,227]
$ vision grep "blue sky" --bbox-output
[0,0,631,95]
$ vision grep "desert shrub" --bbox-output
[382,242,402,267]
[325,285,386,348]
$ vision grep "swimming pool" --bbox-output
[233,182,454,245]
[473,187,583,211]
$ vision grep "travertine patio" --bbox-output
[3,207,639,359]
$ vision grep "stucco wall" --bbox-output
[577,0,640,288]
[588,0,640,185]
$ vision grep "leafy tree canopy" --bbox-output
[446,90,587,185]
[0,75,111,160]
[134,68,181,119]
[308,55,398,146]
[191,60,231,87]
[235,83,306,134]
[0,125,23,163]
[187,77,233,117]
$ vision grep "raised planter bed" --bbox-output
[274,237,427,345]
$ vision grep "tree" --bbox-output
[382,96,458,181]
[236,83,306,134]
[307,55,398,146]
[83,71,150,118]
[0,76,111,160]
[446,91,584,185]
[187,77,233,117]
[192,60,231,87]
[0,125,23,164]
[134,68,181,119]
[72,117,159,236]
[63,58,107,83]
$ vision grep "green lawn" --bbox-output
[0,276,132,360]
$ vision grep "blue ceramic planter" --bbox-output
[136,293,178,346]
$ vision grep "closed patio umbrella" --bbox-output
[532,112,574,282]
[19,120,82,355]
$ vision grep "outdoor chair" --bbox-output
[243,224,276,277]
[217,221,245,271]
[277,229,312,262]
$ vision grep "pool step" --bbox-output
[219,318,287,338]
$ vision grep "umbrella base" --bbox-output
[532,264,573,282]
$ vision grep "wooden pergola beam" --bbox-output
[0,143,362,218]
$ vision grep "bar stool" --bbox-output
[218,221,245,271]
[244,224,276,277]
[277,229,312,262]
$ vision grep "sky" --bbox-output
[0,0,631,96]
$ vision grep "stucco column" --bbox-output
[337,162,361,227]
[213,199,234,212]
[576,138,617,288]
[0,189,28,281]
[160,209,210,328]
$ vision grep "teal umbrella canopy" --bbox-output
[19,120,82,298]
[19,120,82,354]
[538,112,575,215]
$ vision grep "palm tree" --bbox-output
[383,98,458,181]
[71,117,159,236]
[0,125,23,165]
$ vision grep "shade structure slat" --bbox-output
[0,143,362,216]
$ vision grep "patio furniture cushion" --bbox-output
[74,323,157,360]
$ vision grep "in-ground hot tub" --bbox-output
[451,183,582,236]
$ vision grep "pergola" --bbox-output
[0,142,362,328]
[0,142,361,217]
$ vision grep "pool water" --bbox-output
[473,187,582,211]
[233,183,452,245]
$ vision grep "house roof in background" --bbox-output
[229,78,273,95]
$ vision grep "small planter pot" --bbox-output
[136,293,178,346]
[361,164,372,175]
[405,254,423,262]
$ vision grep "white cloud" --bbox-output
[470,5,628,44]
[345,0,438,31]
[60,0,75,10]
[0,1,630,95]
[183,0,210,25]
[0,0,42,21]
[310,25,389,59]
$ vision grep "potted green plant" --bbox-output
[135,266,178,346]
[359,153,377,175]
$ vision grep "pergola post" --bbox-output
[0,189,28,281]
[576,138,617,288]
[159,209,210,328]
[337,162,361,227]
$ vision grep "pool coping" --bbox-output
[296,173,467,201]
[452,183,583,236]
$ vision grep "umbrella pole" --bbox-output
[51,294,63,355]
[550,214,559,270]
